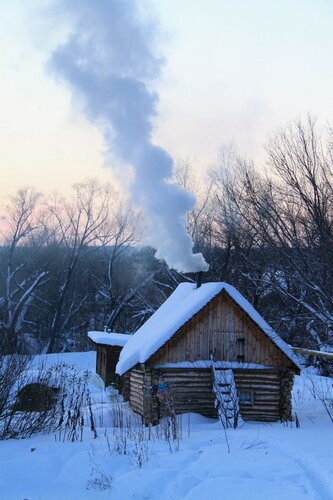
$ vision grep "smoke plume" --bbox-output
[49,0,208,272]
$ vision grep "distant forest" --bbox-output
[1,117,332,360]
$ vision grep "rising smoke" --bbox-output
[49,0,208,273]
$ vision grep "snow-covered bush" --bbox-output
[0,356,92,440]
[307,375,333,424]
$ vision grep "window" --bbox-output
[239,390,253,406]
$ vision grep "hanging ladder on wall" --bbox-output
[212,366,241,429]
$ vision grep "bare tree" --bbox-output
[44,179,136,352]
[263,116,333,349]
[0,188,49,353]
[210,118,333,351]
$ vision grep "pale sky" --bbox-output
[1,0,333,199]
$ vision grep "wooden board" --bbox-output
[150,291,297,372]
[152,367,294,422]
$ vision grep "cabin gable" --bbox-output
[150,290,297,371]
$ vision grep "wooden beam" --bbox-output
[292,347,333,360]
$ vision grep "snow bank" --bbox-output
[116,282,301,375]
[88,331,131,347]
[0,353,332,500]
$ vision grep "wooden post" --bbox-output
[151,368,160,424]
[142,366,153,425]
[121,372,130,402]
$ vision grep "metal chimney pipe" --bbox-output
[196,271,202,288]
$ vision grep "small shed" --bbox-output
[88,331,130,387]
[114,282,301,424]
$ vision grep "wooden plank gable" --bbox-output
[150,290,297,371]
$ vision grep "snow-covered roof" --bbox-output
[88,331,131,347]
[116,282,301,375]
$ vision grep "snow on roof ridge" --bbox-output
[116,282,301,375]
[88,331,131,347]
[88,330,129,336]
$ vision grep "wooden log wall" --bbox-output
[156,368,217,418]
[128,366,158,424]
[152,367,294,423]
[234,369,281,421]
[150,291,298,372]
[129,367,145,417]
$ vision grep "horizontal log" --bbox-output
[234,374,280,380]
[129,377,143,384]
[251,403,280,409]
[131,372,145,378]
[130,377,144,384]
[130,368,145,375]
[129,382,144,390]
[173,400,215,407]
[158,376,210,381]
[159,367,281,374]
[235,378,280,385]
[129,383,144,390]
[251,397,280,403]
[241,408,280,415]
[129,392,144,402]
[242,415,280,421]
[129,384,144,393]
[236,384,280,391]
[130,375,145,383]
[165,375,212,381]
[167,383,212,389]
[129,394,144,407]
[172,396,216,402]
[160,369,212,375]
[237,386,281,392]
[129,382,144,389]
[169,408,216,416]
[234,370,280,376]
[170,387,215,393]
[292,347,333,359]
[172,393,215,400]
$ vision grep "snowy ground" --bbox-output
[0,352,332,500]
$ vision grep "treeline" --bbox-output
[196,116,333,354]
[0,181,184,354]
[1,116,333,356]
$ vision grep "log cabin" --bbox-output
[88,331,130,387]
[89,282,301,424]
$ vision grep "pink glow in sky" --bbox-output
[1,0,333,199]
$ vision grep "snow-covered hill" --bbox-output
[0,352,332,500]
